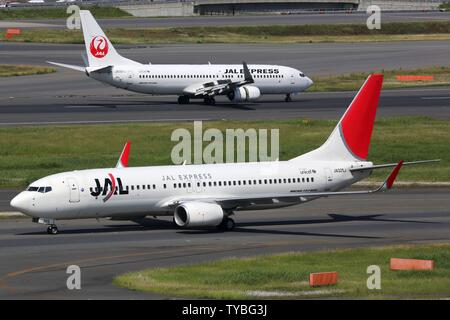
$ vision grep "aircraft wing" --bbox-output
[183,61,254,97]
[161,161,404,210]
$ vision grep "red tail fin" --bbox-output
[116,141,131,168]
[340,74,383,160]
[291,74,383,163]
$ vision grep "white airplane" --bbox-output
[10,74,438,234]
[47,10,313,105]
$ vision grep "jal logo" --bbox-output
[90,174,128,202]
[90,36,109,58]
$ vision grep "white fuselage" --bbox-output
[11,160,371,220]
[89,64,313,96]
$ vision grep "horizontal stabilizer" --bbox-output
[47,61,85,72]
[350,159,440,172]
[85,65,113,74]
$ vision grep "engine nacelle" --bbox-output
[174,202,224,228]
[227,85,261,103]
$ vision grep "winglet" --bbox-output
[116,141,131,168]
[243,61,254,83]
[383,160,404,190]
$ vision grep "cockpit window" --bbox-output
[299,72,305,77]
[27,186,52,193]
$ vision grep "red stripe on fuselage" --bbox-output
[103,173,116,202]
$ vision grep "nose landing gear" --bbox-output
[32,217,59,235]
[47,225,58,235]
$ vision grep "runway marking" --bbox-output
[0,118,213,126]
[64,105,105,109]
[421,97,450,100]
[4,242,270,277]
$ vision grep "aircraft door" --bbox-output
[290,72,295,85]
[67,177,80,203]
[325,168,333,185]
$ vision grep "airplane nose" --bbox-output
[306,77,314,88]
[10,192,29,213]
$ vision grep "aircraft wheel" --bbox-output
[218,217,235,231]
[204,97,216,105]
[225,217,235,231]
[285,94,292,102]
[47,225,58,235]
[178,96,190,104]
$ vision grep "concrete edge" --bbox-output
[0,211,26,218]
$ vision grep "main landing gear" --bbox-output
[178,95,190,104]
[218,217,235,231]
[204,96,216,105]
[285,93,292,102]
[32,217,59,235]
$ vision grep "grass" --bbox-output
[0,64,55,77]
[309,66,450,92]
[2,21,450,44]
[0,116,448,189]
[440,3,450,11]
[0,6,131,20]
[113,243,450,299]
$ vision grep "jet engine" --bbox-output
[227,85,261,103]
[174,202,224,228]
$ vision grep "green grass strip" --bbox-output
[2,21,450,44]
[0,64,55,77]
[114,243,450,299]
[0,116,448,189]
[0,6,131,20]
